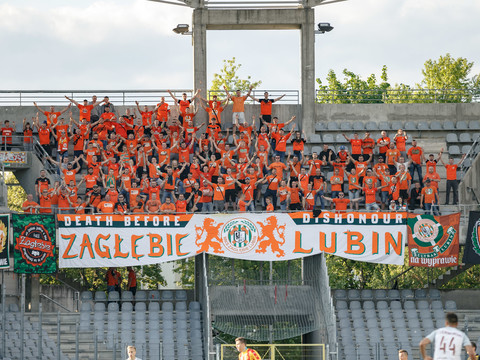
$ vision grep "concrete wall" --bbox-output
[441,289,480,310]
[459,151,480,204]
[39,284,78,312]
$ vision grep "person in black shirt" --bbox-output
[409,181,422,210]
[319,144,335,173]
[35,170,51,201]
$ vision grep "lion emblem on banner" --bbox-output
[255,216,286,257]
[195,218,224,254]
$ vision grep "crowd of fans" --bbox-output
[14,88,467,215]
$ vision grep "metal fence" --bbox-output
[315,88,480,104]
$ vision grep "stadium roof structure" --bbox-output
[149,0,345,9]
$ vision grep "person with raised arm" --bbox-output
[65,95,101,122]
[167,89,200,125]
[250,91,285,124]
[224,85,253,126]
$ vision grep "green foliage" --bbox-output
[174,258,195,288]
[210,57,262,99]
[316,66,390,104]
[316,54,480,104]
[5,172,26,212]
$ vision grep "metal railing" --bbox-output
[0,88,479,106]
[316,88,480,104]
[39,293,72,312]
[0,89,194,106]
[208,89,300,104]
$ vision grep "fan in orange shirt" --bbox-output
[224,85,253,125]
[22,194,39,213]
[322,192,362,212]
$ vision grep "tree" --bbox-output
[316,66,390,104]
[5,171,27,211]
[209,57,262,98]
[418,53,480,102]
[316,54,480,104]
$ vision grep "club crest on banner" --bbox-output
[221,218,259,254]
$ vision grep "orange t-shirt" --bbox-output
[421,186,438,204]
[332,198,350,211]
[350,139,363,155]
[445,164,458,181]
[231,96,247,112]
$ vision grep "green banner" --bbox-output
[13,214,56,274]
[0,214,10,269]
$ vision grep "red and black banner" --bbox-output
[13,214,56,274]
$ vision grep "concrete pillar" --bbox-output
[193,9,208,125]
[300,8,316,135]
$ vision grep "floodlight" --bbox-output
[316,22,334,34]
[173,24,190,34]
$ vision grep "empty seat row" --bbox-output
[316,120,480,132]
[334,288,442,301]
[82,300,192,313]
[337,299,450,313]
[81,289,188,303]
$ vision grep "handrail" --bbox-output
[39,293,72,313]
[387,266,415,289]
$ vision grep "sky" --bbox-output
[0,0,479,92]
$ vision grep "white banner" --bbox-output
[58,212,407,268]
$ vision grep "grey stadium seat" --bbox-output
[95,291,107,302]
[446,133,458,143]
[353,122,364,131]
[459,133,471,142]
[135,290,147,301]
[462,145,472,154]
[81,291,93,301]
[400,289,414,300]
[389,121,403,131]
[322,134,334,144]
[448,145,460,155]
[108,291,120,302]
[430,121,442,130]
[361,289,373,300]
[431,300,443,310]
[349,300,361,310]
[414,289,427,299]
[315,122,326,131]
[469,120,480,130]
[335,289,347,300]
[336,300,348,310]
[429,289,441,300]
[387,289,401,301]
[418,122,429,131]
[176,290,187,300]
[365,122,378,131]
[376,301,388,310]
[309,134,322,143]
[456,121,469,130]
[374,289,387,300]
[363,301,375,310]
[404,122,416,131]
[336,134,348,143]
[443,120,455,130]
[340,122,352,131]
[417,300,429,310]
[390,301,402,310]
[404,301,416,310]
[327,122,339,130]
[149,290,161,301]
[161,290,174,301]
[348,289,361,300]
[121,291,133,302]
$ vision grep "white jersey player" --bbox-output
[420,313,476,360]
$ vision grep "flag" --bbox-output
[463,211,480,264]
